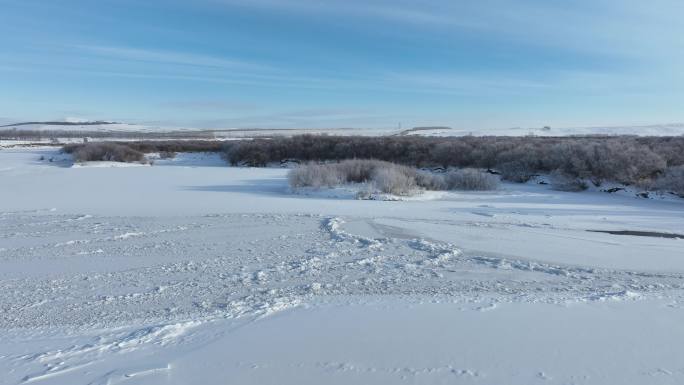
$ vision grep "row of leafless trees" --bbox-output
[113,140,224,153]
[60,135,684,195]
[223,135,684,190]
[63,140,223,162]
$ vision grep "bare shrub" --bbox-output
[498,161,533,183]
[652,166,684,197]
[444,169,499,190]
[63,143,145,163]
[648,137,684,167]
[64,140,223,159]
[548,141,594,180]
[550,170,588,192]
[130,141,222,153]
[549,139,666,185]
[159,151,177,159]
[495,144,548,176]
[590,140,665,185]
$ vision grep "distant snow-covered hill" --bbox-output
[403,124,684,137]
[0,120,153,132]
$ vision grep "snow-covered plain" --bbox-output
[4,121,684,140]
[1,147,684,384]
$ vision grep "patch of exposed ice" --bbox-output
[72,162,150,168]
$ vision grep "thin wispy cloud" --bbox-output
[73,45,272,71]
[1,58,617,97]
[159,100,258,111]
[212,0,684,61]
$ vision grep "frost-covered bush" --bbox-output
[289,159,418,194]
[336,159,391,183]
[288,162,343,188]
[415,171,448,190]
[355,184,374,200]
[371,167,417,195]
[288,160,497,195]
[63,143,145,163]
[444,169,499,191]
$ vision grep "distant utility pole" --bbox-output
[398,122,402,130]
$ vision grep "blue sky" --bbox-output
[1,0,683,129]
